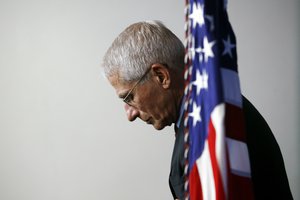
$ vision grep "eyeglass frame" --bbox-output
[122,67,152,105]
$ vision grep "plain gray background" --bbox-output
[0,0,299,199]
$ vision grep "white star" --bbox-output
[195,45,203,62]
[202,36,216,62]
[195,46,203,54]
[189,102,202,127]
[191,69,209,95]
[222,35,236,58]
[189,2,205,28]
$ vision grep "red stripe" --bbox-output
[225,103,255,200]
[228,173,255,200]
[208,120,226,200]
[225,104,246,141]
[189,165,203,200]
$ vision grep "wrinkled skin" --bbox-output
[108,64,183,130]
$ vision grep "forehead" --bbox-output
[108,74,133,98]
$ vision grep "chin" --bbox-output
[153,125,164,130]
[153,121,170,130]
[151,122,163,130]
[151,117,173,130]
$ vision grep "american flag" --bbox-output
[182,0,255,199]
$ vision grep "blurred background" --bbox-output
[0,0,299,199]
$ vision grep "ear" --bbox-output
[151,63,171,89]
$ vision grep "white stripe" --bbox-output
[220,68,242,107]
[226,138,251,177]
[196,141,216,200]
[211,103,228,198]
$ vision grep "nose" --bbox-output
[124,104,139,121]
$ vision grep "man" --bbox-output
[102,21,293,199]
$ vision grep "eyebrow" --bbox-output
[118,91,128,99]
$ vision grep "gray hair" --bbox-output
[102,21,185,83]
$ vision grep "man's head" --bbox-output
[102,21,185,130]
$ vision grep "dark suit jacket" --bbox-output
[169,97,293,199]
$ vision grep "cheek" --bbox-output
[138,83,170,120]
[136,98,158,119]
[145,96,170,120]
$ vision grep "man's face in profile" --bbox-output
[107,65,176,130]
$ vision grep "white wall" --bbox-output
[0,0,298,199]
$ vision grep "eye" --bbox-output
[127,94,134,102]
[124,93,134,104]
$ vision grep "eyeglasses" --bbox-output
[123,67,152,105]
